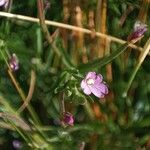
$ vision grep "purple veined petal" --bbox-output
[89,83,108,98]
[81,80,91,95]
[128,28,147,41]
[134,28,147,37]
[100,82,109,95]
[85,72,96,80]
[95,74,103,83]
[88,84,104,98]
[80,79,87,89]
[128,21,148,41]
[134,20,147,31]
[14,63,19,70]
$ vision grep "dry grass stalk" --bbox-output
[88,10,97,59]
[61,0,70,49]
[0,11,144,53]
[98,0,107,58]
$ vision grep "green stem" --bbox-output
[7,70,41,125]
[0,44,10,69]
[9,121,30,143]
[123,37,150,97]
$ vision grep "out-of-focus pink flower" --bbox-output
[9,53,19,71]
[0,0,5,6]
[81,72,108,98]
[63,112,74,126]
[128,20,148,41]
[44,0,51,11]
[0,0,9,8]
[12,140,22,149]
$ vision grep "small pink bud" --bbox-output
[44,0,51,11]
[9,53,19,71]
[128,20,148,42]
[12,140,22,149]
[63,112,74,126]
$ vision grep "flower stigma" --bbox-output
[86,78,95,85]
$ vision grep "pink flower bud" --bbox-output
[128,20,148,42]
[9,53,19,71]
[12,140,22,149]
[63,112,74,126]
[44,0,51,11]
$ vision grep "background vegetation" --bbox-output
[0,0,150,149]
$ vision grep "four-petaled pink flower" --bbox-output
[63,112,74,126]
[81,72,108,98]
[9,53,19,71]
[128,20,148,41]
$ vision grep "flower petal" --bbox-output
[0,0,5,6]
[89,83,108,98]
[89,85,103,98]
[128,21,147,41]
[134,21,147,31]
[100,83,109,95]
[85,72,96,80]
[81,79,91,95]
[96,74,103,83]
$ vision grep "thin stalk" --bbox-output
[36,27,43,59]
[59,92,65,116]
[17,70,36,113]
[123,37,150,97]
[9,122,35,146]
[84,101,95,120]
[0,11,145,53]
[105,39,113,81]
[29,119,49,145]
[59,92,66,127]
[7,70,41,124]
[88,10,96,59]
[0,46,10,70]
[9,121,30,144]
[8,70,26,100]
[96,0,107,58]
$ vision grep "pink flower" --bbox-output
[63,112,74,126]
[128,20,148,41]
[44,0,51,11]
[9,53,19,71]
[12,140,22,149]
[81,72,108,98]
[0,0,9,8]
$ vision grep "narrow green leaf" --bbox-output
[78,43,129,72]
